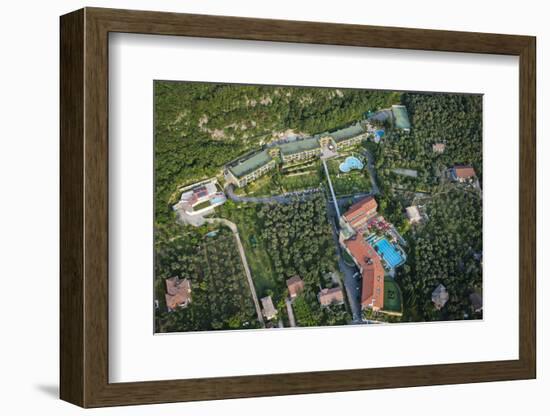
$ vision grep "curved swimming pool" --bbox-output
[339,156,364,173]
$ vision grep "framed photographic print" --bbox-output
[60,7,536,408]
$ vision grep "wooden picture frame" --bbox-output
[60,7,536,408]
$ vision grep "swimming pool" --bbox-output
[373,238,405,269]
[210,196,226,205]
[339,156,364,173]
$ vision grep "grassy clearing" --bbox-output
[280,170,322,192]
[237,172,282,197]
[239,161,323,196]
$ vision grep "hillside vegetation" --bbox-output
[154,81,400,223]
[375,93,482,193]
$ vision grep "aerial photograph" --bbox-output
[153,81,483,333]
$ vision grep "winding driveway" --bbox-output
[225,184,321,204]
[216,148,380,326]
[205,217,265,327]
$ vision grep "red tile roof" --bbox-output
[286,275,305,298]
[343,196,378,228]
[454,166,476,178]
[318,287,344,306]
[165,277,192,311]
[432,143,446,153]
[344,233,385,310]
[344,196,377,219]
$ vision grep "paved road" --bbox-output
[285,298,297,327]
[363,149,381,196]
[225,184,320,204]
[326,202,362,323]
[205,217,265,327]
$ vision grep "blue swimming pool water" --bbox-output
[376,129,385,137]
[373,238,404,269]
[210,196,226,205]
[339,156,364,173]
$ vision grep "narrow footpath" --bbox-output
[285,298,297,327]
[206,218,265,327]
[322,158,341,218]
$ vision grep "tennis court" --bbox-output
[373,238,405,269]
[383,277,403,314]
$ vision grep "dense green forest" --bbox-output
[256,194,350,326]
[154,224,259,333]
[396,187,483,321]
[257,194,336,282]
[219,194,350,327]
[154,81,400,223]
[371,93,483,321]
[154,84,483,329]
[374,92,482,192]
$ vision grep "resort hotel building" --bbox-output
[339,196,405,314]
[279,137,321,163]
[318,122,370,150]
[344,232,385,311]
[165,277,192,311]
[451,165,477,182]
[342,196,378,230]
[225,148,277,188]
[224,104,410,188]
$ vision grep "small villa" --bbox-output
[451,165,476,182]
[173,179,226,215]
[318,287,344,307]
[432,284,449,310]
[405,206,422,224]
[261,296,278,320]
[165,277,192,311]
[286,276,305,299]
